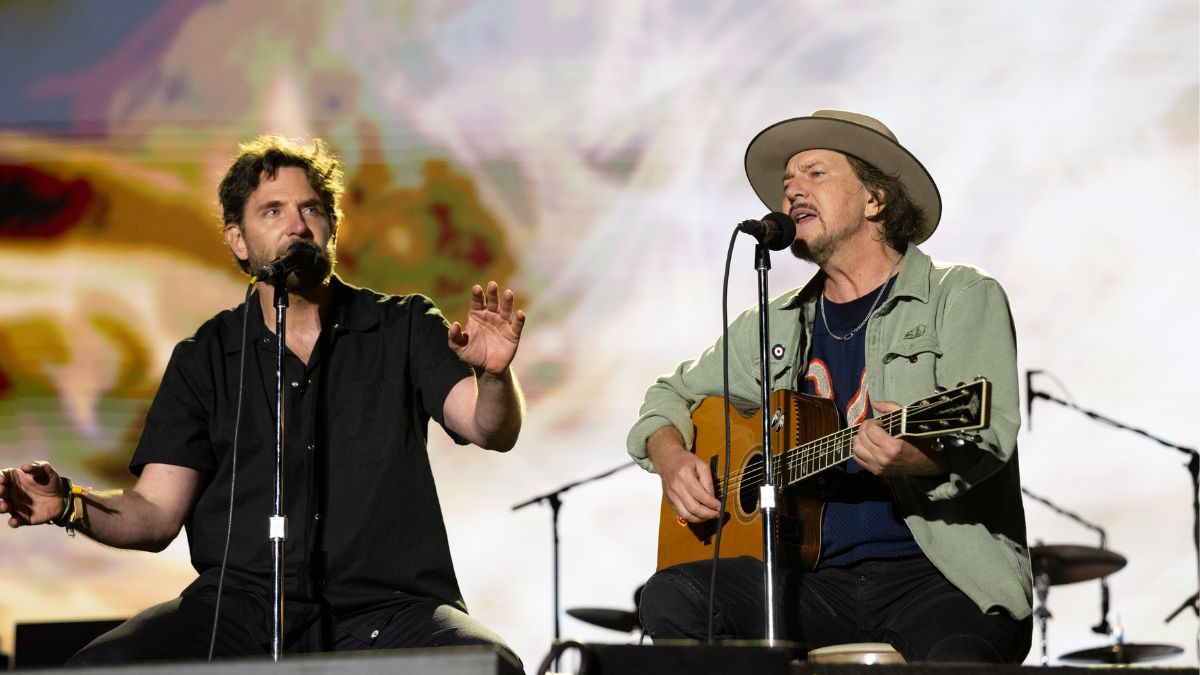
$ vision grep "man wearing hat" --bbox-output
[626,111,1031,662]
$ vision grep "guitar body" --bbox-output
[656,389,841,572]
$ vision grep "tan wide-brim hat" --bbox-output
[744,110,941,243]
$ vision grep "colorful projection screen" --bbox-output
[1,0,1197,668]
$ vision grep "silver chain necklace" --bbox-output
[819,255,903,342]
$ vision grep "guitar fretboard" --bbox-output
[712,381,986,497]
[776,410,903,487]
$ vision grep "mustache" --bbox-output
[274,240,335,288]
[789,202,820,217]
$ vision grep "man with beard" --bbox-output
[0,136,526,665]
[627,111,1031,663]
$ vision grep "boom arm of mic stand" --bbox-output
[1021,487,1111,634]
[1165,589,1200,623]
[510,462,637,644]
[1029,386,1200,630]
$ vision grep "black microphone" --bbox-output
[738,212,796,251]
[253,243,318,281]
[1025,369,1042,431]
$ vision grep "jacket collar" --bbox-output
[780,244,932,311]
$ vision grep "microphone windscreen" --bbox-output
[762,211,795,251]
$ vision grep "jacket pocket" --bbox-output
[882,334,942,364]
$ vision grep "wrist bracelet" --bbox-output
[50,477,88,535]
[51,476,74,526]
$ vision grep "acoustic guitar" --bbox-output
[656,378,991,571]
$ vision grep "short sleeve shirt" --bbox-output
[130,276,474,642]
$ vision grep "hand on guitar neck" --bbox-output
[646,425,722,524]
[854,401,952,477]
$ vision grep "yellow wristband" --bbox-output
[51,478,90,535]
[65,484,88,536]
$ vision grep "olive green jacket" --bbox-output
[627,245,1032,620]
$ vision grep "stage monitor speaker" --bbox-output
[14,618,125,668]
[10,644,521,674]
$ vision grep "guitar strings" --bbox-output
[712,395,968,495]
[712,407,902,494]
[714,399,969,493]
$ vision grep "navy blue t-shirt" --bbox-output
[803,276,922,567]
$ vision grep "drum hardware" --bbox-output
[1060,642,1183,664]
[806,642,904,664]
[566,584,644,634]
[564,608,639,633]
[1030,543,1127,666]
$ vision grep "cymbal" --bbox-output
[1030,544,1126,585]
[1060,643,1182,664]
[566,607,639,632]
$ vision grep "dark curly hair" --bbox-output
[218,135,345,273]
[845,154,925,251]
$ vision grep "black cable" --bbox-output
[705,228,741,643]
[208,280,255,661]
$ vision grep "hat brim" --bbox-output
[744,116,941,244]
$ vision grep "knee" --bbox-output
[922,634,1006,663]
[64,637,121,668]
[639,569,708,640]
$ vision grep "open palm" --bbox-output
[448,281,525,376]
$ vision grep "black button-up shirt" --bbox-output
[131,276,474,643]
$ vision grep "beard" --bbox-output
[790,217,865,265]
[249,239,336,290]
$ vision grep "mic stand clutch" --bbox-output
[753,243,783,644]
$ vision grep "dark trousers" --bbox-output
[640,555,1031,663]
[67,591,518,667]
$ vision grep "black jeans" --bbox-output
[640,555,1031,663]
[67,590,518,667]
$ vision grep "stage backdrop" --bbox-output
[1,0,1197,668]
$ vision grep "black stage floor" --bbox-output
[6,644,1197,675]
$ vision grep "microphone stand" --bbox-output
[1029,386,1199,637]
[753,243,782,644]
[1021,487,1112,635]
[269,278,290,661]
[1166,590,1199,623]
[511,462,637,643]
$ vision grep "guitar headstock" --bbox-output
[901,378,991,437]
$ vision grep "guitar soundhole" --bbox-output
[738,451,764,519]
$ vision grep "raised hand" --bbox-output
[0,461,65,528]
[447,281,526,376]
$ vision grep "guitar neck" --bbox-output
[776,410,902,489]
[774,379,989,489]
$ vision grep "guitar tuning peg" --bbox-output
[931,439,945,452]
[934,385,947,393]
[949,436,967,447]
[971,433,983,443]
[956,381,966,388]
